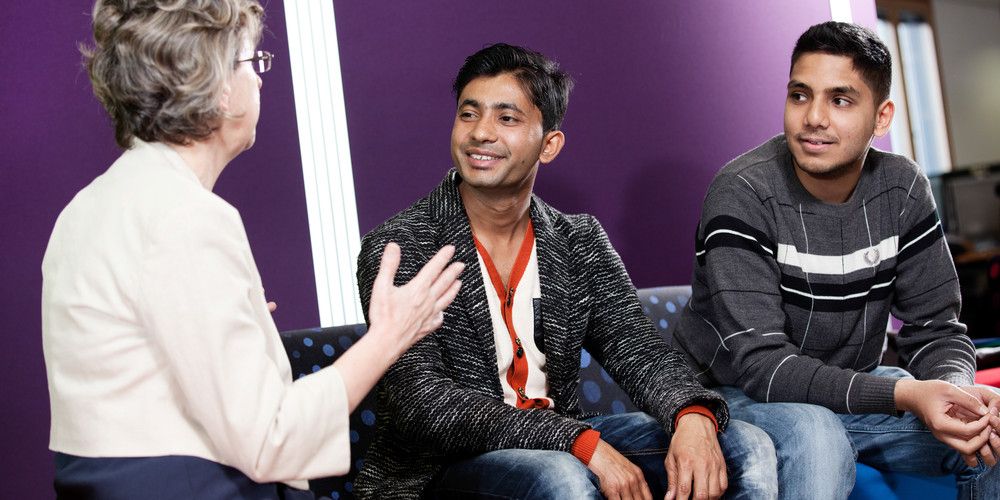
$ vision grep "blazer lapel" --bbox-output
[531,197,580,404]
[430,171,503,398]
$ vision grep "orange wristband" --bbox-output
[571,429,601,465]
[674,405,719,432]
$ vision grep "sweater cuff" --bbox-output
[571,429,601,465]
[850,372,900,415]
[674,405,719,432]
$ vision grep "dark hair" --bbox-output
[791,21,891,104]
[452,43,573,133]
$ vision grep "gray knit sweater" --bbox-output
[354,171,728,499]
[673,135,973,416]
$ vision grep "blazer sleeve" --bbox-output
[578,216,729,434]
[135,198,351,483]
[357,227,592,456]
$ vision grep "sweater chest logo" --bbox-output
[864,247,880,266]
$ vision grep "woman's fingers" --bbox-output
[410,245,456,287]
[372,242,402,294]
[429,261,465,300]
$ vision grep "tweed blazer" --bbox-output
[354,171,728,499]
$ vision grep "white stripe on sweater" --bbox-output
[780,277,896,301]
[845,372,860,414]
[898,220,941,254]
[908,337,975,367]
[776,236,899,276]
[700,229,774,256]
[693,307,730,351]
[766,354,797,402]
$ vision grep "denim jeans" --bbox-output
[426,411,777,499]
[717,366,1000,500]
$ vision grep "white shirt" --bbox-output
[476,242,554,409]
[41,140,350,487]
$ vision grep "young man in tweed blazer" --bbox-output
[672,22,1000,498]
[353,43,777,500]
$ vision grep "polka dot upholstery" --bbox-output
[279,324,371,500]
[577,285,692,415]
[278,286,957,500]
[277,288,690,498]
[276,288,693,498]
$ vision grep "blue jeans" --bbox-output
[717,366,1000,500]
[426,412,777,499]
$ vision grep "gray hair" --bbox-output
[83,0,264,148]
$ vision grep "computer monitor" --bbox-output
[934,164,1000,250]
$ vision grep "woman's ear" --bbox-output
[218,83,233,113]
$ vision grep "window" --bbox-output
[876,0,953,175]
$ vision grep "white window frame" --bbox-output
[284,0,364,326]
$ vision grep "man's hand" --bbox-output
[588,439,652,500]
[896,379,992,466]
[960,385,1000,430]
[665,413,727,500]
[951,385,1000,466]
[266,301,277,313]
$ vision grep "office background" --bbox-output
[3,0,997,496]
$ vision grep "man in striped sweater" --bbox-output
[673,21,1000,498]
[353,43,777,499]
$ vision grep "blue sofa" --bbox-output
[279,286,955,499]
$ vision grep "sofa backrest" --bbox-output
[576,285,692,415]
[278,285,692,498]
[279,324,372,498]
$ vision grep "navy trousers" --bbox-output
[54,453,315,500]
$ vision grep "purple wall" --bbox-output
[336,0,881,287]
[1,1,879,496]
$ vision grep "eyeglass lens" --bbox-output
[253,51,272,74]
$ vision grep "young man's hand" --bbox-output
[588,439,652,500]
[895,378,993,466]
[949,385,1000,466]
[665,413,727,500]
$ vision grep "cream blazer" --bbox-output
[42,140,350,488]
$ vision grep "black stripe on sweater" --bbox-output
[897,212,943,263]
[697,215,776,265]
[780,275,895,312]
[780,268,897,298]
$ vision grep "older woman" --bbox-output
[41,1,463,498]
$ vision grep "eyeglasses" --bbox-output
[236,50,274,74]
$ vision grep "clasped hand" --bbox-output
[896,378,1000,467]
